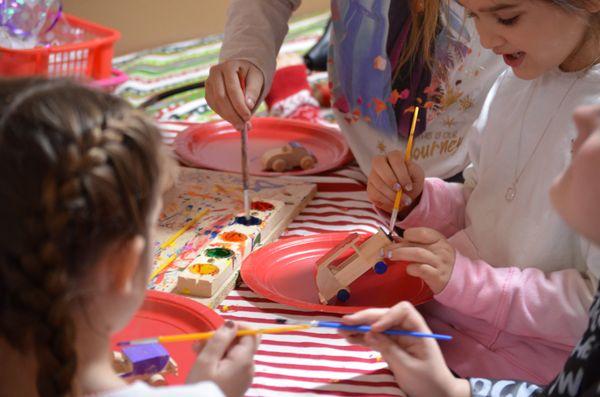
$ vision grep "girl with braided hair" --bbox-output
[0,78,257,397]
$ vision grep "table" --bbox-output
[158,123,404,397]
[117,13,406,397]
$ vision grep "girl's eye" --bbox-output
[466,11,477,19]
[497,15,520,26]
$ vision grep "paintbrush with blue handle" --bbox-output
[276,318,452,341]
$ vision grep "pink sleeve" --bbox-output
[374,178,468,238]
[436,250,594,345]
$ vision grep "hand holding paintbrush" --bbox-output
[367,107,425,233]
[340,301,469,397]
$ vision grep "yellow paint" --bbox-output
[189,263,220,276]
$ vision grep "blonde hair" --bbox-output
[394,0,441,76]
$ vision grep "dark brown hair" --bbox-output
[0,78,170,397]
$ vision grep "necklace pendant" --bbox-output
[505,185,517,201]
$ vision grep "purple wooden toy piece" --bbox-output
[121,343,170,377]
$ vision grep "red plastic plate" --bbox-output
[175,117,352,176]
[111,291,223,384]
[242,233,433,314]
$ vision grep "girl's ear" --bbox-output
[583,0,600,13]
[107,236,146,295]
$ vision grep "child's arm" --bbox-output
[388,233,598,345]
[435,247,596,345]
[396,177,471,237]
[218,0,301,103]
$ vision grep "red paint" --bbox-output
[241,233,433,314]
[174,117,352,176]
[220,231,247,243]
[111,291,223,385]
[251,201,275,211]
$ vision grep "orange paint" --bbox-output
[189,263,220,276]
[373,98,387,115]
[220,232,247,243]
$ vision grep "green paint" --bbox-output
[205,248,233,259]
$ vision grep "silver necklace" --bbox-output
[504,69,590,202]
[505,52,600,202]
[504,77,578,201]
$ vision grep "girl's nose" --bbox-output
[476,21,506,50]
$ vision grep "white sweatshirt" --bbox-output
[90,381,224,396]
[397,65,600,383]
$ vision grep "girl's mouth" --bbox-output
[503,51,525,68]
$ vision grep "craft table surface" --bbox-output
[116,13,405,397]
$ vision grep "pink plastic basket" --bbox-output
[89,68,128,92]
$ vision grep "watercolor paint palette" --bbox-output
[149,167,316,307]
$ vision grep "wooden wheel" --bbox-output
[272,159,286,172]
[300,156,315,170]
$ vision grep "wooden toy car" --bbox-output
[112,343,178,386]
[262,141,317,172]
[315,229,393,304]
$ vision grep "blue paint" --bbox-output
[235,216,261,226]
[374,261,388,274]
[337,289,350,302]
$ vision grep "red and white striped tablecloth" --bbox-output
[160,122,404,397]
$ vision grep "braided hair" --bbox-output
[0,78,170,397]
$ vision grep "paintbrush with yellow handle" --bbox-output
[117,324,312,346]
[388,106,420,234]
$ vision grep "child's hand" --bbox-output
[383,228,455,294]
[341,302,470,397]
[187,321,259,397]
[206,59,264,131]
[368,151,425,213]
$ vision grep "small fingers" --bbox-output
[343,308,389,326]
[368,176,396,212]
[223,67,252,121]
[370,301,430,334]
[371,155,402,192]
[244,65,264,111]
[387,151,414,192]
[197,321,238,363]
[403,227,445,245]
[206,68,245,129]
[383,246,440,266]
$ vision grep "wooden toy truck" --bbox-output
[315,229,393,304]
[262,141,317,172]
